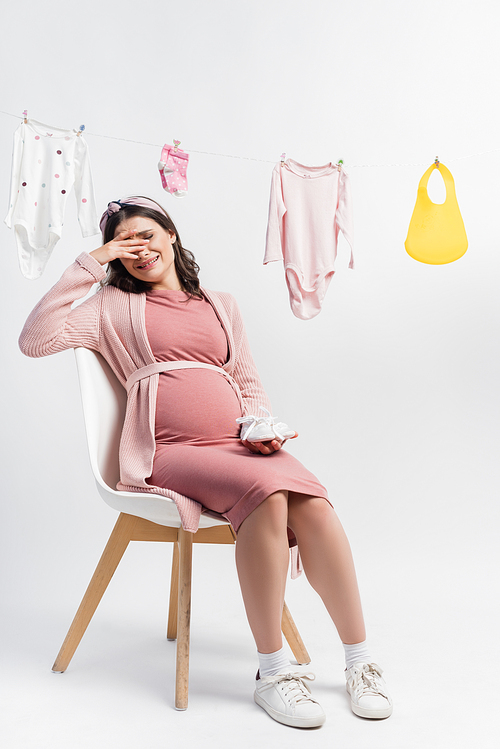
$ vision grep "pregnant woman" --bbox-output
[19,196,392,728]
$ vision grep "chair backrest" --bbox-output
[74,347,127,490]
[73,347,228,529]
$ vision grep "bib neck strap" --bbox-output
[418,163,457,202]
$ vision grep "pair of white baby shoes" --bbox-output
[237,407,295,443]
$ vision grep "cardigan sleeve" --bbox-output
[225,294,272,417]
[18,252,106,357]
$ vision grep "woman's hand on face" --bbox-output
[89,229,150,266]
[241,432,298,455]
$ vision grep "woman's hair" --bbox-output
[100,199,201,297]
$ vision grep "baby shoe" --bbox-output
[273,421,296,440]
[237,407,295,443]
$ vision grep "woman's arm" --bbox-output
[18,253,106,357]
[224,294,272,415]
[226,294,297,455]
[19,230,150,358]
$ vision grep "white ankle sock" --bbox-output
[343,640,372,670]
[257,647,291,678]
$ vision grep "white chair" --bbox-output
[51,347,310,709]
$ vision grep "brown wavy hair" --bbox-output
[100,198,201,297]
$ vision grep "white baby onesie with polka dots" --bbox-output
[4,119,100,279]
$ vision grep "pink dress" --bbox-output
[145,289,329,531]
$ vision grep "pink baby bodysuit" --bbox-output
[264,159,354,320]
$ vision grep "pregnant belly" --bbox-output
[154,369,243,444]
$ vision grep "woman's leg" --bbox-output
[237,490,391,723]
[288,494,393,720]
[235,491,290,653]
[287,493,366,644]
[237,491,327,728]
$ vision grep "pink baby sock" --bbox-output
[158,144,189,197]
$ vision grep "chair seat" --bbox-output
[95,480,231,530]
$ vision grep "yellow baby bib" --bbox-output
[405,163,468,265]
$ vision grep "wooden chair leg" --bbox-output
[175,527,193,710]
[52,513,137,673]
[167,542,179,641]
[281,601,311,665]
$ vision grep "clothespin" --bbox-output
[77,125,85,136]
[434,156,440,169]
[22,110,28,123]
[173,139,181,152]
[280,152,286,167]
[337,158,344,171]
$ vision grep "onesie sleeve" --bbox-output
[18,252,106,357]
[225,294,273,417]
[73,136,100,238]
[263,165,287,264]
[4,124,24,229]
[335,168,355,270]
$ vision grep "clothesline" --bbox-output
[2,108,500,169]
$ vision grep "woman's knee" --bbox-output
[239,490,289,532]
[287,493,335,532]
[262,490,289,522]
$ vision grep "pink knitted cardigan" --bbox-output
[18,252,272,532]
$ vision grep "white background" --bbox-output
[1,1,499,747]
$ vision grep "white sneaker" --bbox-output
[237,407,295,443]
[254,671,326,728]
[345,662,393,719]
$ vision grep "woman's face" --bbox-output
[116,216,181,290]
